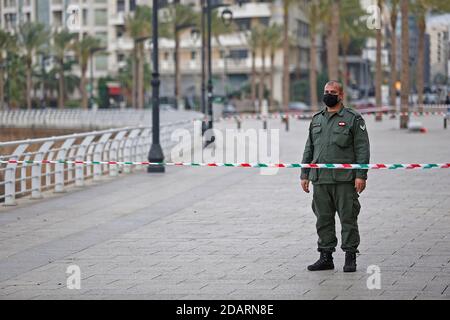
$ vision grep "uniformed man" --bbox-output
[300,81,370,272]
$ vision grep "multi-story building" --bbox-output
[427,14,450,84]
[0,0,320,107]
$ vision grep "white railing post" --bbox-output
[123,129,141,174]
[75,135,96,187]
[54,138,76,193]
[109,131,128,177]
[4,144,28,206]
[31,141,53,199]
[93,133,113,181]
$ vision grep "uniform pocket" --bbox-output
[311,126,322,145]
[332,169,355,182]
[332,127,351,148]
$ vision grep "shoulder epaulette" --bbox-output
[345,107,362,118]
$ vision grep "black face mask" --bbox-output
[323,93,340,107]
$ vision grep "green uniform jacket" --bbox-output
[301,106,370,184]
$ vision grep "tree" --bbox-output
[266,23,283,110]
[306,0,326,112]
[73,36,102,110]
[339,0,370,107]
[412,0,450,112]
[258,26,270,111]
[17,22,49,109]
[53,30,77,109]
[163,2,198,109]
[125,5,152,109]
[375,0,383,121]
[246,27,261,108]
[388,0,399,117]
[327,0,341,80]
[0,30,16,110]
[282,0,293,112]
[400,0,409,129]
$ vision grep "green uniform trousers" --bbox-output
[312,183,361,253]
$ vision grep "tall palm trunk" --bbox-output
[269,51,275,111]
[26,57,32,109]
[327,0,340,80]
[81,66,88,110]
[137,42,145,109]
[259,45,266,112]
[375,0,383,122]
[0,56,4,110]
[175,31,181,109]
[400,0,409,129]
[416,14,425,113]
[282,0,290,112]
[58,59,65,109]
[342,43,349,106]
[132,43,138,108]
[309,31,318,112]
[389,3,398,117]
[251,49,257,108]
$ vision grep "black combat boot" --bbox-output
[343,252,357,273]
[307,252,334,271]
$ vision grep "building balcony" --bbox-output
[224,2,272,19]
[109,37,134,51]
[110,11,126,26]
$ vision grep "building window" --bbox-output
[229,49,248,60]
[94,9,108,26]
[95,54,108,71]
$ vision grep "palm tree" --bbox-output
[282,0,293,112]
[73,36,102,110]
[412,0,450,112]
[258,26,270,112]
[375,0,383,121]
[17,22,49,109]
[327,0,340,80]
[53,30,77,109]
[246,27,261,109]
[338,0,369,107]
[163,2,198,109]
[400,0,409,129]
[266,24,283,111]
[0,31,16,110]
[125,5,152,109]
[306,1,326,112]
[388,0,399,117]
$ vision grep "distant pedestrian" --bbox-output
[300,81,370,272]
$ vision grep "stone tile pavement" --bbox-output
[0,114,449,300]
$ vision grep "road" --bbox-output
[0,114,449,300]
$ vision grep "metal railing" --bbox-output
[0,109,202,129]
[0,119,200,206]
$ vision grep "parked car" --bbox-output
[222,103,237,116]
[288,101,311,112]
[159,104,176,112]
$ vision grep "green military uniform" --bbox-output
[301,106,370,253]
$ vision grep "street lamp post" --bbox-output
[201,0,207,135]
[148,0,165,173]
[203,0,235,147]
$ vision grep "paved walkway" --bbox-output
[0,115,449,300]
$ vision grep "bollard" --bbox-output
[263,119,267,130]
[235,117,241,130]
[444,117,447,130]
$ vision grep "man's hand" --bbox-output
[355,178,367,194]
[301,179,310,193]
